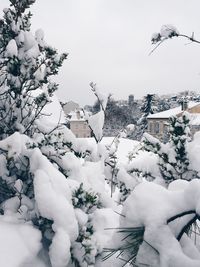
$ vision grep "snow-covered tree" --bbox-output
[135,94,157,140]
[0,1,119,266]
[0,0,67,139]
[142,113,199,184]
[141,94,157,115]
[104,115,200,267]
[106,179,200,267]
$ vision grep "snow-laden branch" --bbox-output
[150,24,200,55]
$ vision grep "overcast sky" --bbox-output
[1,0,200,106]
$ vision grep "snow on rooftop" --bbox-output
[147,102,199,119]
[67,110,91,122]
[67,110,86,121]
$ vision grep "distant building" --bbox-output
[116,99,128,107]
[116,95,136,107]
[67,110,92,138]
[63,101,79,114]
[128,94,134,106]
[147,101,200,142]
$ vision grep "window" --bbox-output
[154,122,160,134]
[149,122,153,133]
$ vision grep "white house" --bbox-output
[147,101,200,142]
[67,110,92,138]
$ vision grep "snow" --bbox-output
[0,131,30,158]
[117,166,139,190]
[32,89,66,126]
[118,180,200,266]
[187,132,200,175]
[90,82,108,111]
[88,110,105,142]
[2,5,200,266]
[35,29,45,47]
[75,208,88,227]
[151,25,179,44]
[14,179,23,193]
[126,123,135,132]
[16,31,25,46]
[151,32,161,44]
[42,93,66,124]
[5,39,18,57]
[85,137,139,164]
[92,208,119,251]
[0,216,41,267]
[160,24,179,38]
[49,229,71,267]
[67,109,88,121]
[127,149,160,177]
[30,148,79,267]
[147,101,199,119]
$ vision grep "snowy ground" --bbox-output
[86,137,139,164]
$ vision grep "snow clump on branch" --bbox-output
[151,24,179,44]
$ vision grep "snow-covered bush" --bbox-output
[103,32,200,267]
[107,179,200,267]
[0,1,119,266]
[142,113,199,184]
[71,183,103,266]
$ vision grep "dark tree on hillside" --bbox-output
[134,94,157,140]
[141,94,157,115]
[103,96,136,136]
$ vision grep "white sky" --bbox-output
[1,0,200,106]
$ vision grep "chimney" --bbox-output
[76,110,81,119]
[181,99,188,111]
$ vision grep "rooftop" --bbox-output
[147,102,200,119]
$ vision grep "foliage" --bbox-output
[72,183,102,213]
[134,94,157,140]
[143,113,199,184]
[71,183,103,266]
[103,227,145,266]
[0,0,67,139]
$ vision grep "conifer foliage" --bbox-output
[136,94,157,140]
[0,0,67,138]
[143,113,198,184]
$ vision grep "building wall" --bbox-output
[70,121,91,138]
[187,105,200,113]
[147,118,169,142]
[148,107,200,142]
